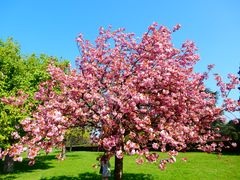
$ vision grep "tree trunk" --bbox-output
[70,136,73,152]
[114,155,123,180]
[3,154,14,173]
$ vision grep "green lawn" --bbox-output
[0,151,239,180]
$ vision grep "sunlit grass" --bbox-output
[0,151,239,180]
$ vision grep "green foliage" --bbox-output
[213,118,240,144]
[223,120,240,142]
[0,38,69,149]
[65,127,91,147]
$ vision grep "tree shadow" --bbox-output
[0,155,55,174]
[40,172,154,180]
[64,154,82,158]
[40,172,101,180]
[0,175,17,180]
[211,151,240,156]
[220,151,240,156]
[122,173,154,180]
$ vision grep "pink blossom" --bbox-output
[28,159,35,166]
[181,157,188,162]
[14,156,23,162]
[103,136,116,151]
[136,150,144,156]
[45,147,53,154]
[232,119,239,124]
[152,143,159,150]
[173,24,181,32]
[207,64,215,71]
[219,142,224,148]
[129,149,136,155]
[168,150,178,157]
[136,157,144,165]
[146,153,159,162]
[11,132,20,139]
[116,150,123,159]
[231,142,237,148]
[168,156,176,163]
[129,132,136,139]
[28,147,40,159]
[158,162,166,171]
[47,132,54,138]
[120,128,125,135]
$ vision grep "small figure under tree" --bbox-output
[1,23,239,180]
[100,154,111,180]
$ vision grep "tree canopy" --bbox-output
[0,24,239,179]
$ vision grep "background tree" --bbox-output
[0,38,69,172]
[212,119,240,151]
[1,24,239,180]
[212,67,240,151]
[65,127,91,152]
[222,120,240,145]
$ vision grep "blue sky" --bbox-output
[1,0,239,118]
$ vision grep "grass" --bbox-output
[0,151,239,180]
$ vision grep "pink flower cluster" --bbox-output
[173,24,181,32]
[102,136,117,151]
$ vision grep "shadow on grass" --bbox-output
[64,154,82,158]
[221,151,240,156]
[40,172,154,180]
[212,151,240,156]
[0,175,17,180]
[0,155,55,175]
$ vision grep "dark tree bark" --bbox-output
[114,155,123,180]
[3,154,14,173]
